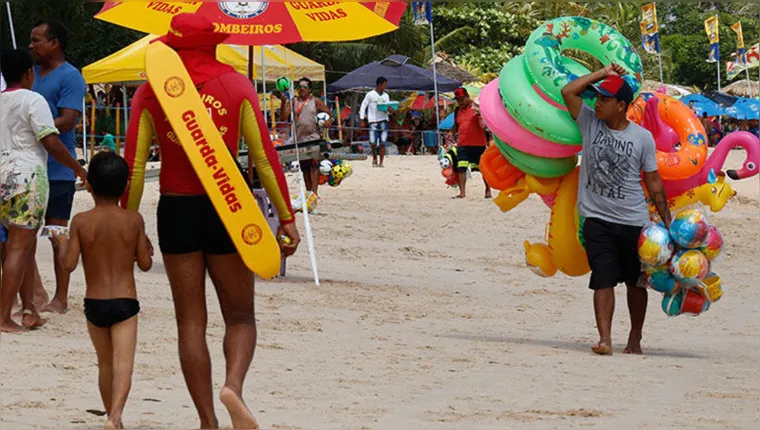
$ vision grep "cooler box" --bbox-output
[377,101,399,112]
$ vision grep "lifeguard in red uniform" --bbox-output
[121,14,298,429]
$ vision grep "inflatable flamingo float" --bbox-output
[630,95,760,197]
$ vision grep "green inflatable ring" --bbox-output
[499,55,591,146]
[524,16,643,105]
[493,137,577,179]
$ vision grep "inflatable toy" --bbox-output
[699,225,724,261]
[649,173,736,215]
[638,224,674,266]
[479,80,581,158]
[670,249,710,287]
[479,145,524,191]
[669,208,709,249]
[660,131,760,198]
[275,76,291,93]
[501,17,643,145]
[627,93,708,180]
[646,268,680,295]
[662,291,684,317]
[520,168,590,277]
[493,137,578,178]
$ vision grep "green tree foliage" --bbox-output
[1,1,757,90]
[1,1,141,69]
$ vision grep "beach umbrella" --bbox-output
[94,2,407,45]
[680,94,726,117]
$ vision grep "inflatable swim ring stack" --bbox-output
[480,16,644,278]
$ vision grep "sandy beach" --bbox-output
[1,151,758,429]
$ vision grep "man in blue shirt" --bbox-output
[30,19,86,314]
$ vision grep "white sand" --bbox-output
[1,151,759,429]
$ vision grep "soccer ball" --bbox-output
[439,157,451,169]
[287,161,300,173]
[319,159,333,176]
[275,76,291,93]
[331,165,345,182]
[316,112,331,127]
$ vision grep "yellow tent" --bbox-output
[82,35,326,84]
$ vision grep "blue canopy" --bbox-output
[327,55,461,94]
[728,98,760,120]
[680,94,726,117]
[440,112,455,130]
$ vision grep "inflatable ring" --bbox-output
[524,17,643,105]
[628,93,708,180]
[499,55,591,145]
[480,79,581,158]
[501,17,643,145]
[493,136,578,179]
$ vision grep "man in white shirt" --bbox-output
[360,77,393,167]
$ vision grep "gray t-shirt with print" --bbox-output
[577,104,658,227]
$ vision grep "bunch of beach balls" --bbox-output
[638,208,725,317]
[319,158,353,187]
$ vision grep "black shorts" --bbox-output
[582,217,643,290]
[46,181,76,221]
[456,146,486,172]
[157,195,236,255]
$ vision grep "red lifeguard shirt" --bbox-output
[456,104,488,147]
[121,48,294,224]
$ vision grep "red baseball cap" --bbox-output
[154,14,229,50]
[593,75,634,104]
[454,87,469,98]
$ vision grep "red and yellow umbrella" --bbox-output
[95,2,408,45]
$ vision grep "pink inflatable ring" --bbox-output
[480,79,581,159]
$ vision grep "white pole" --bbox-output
[657,53,664,83]
[122,83,129,155]
[429,20,441,147]
[288,79,320,286]
[6,2,17,49]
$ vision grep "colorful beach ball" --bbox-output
[698,224,724,261]
[670,250,710,287]
[645,268,680,295]
[662,291,683,317]
[638,225,674,266]
[669,209,709,249]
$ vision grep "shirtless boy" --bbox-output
[52,151,153,429]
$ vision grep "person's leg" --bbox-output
[107,314,139,429]
[592,288,615,355]
[309,162,320,197]
[0,226,38,333]
[300,161,313,194]
[369,123,378,166]
[378,122,388,167]
[483,177,492,199]
[583,219,619,355]
[625,284,647,355]
[164,253,218,429]
[206,252,258,430]
[87,321,114,417]
[19,241,46,329]
[43,181,75,314]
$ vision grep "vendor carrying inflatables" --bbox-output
[120,14,299,429]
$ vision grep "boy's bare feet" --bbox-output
[104,418,123,429]
[21,310,47,329]
[41,297,68,314]
[624,333,643,355]
[220,387,259,429]
[591,341,613,356]
[0,319,26,333]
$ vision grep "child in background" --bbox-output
[52,151,153,429]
